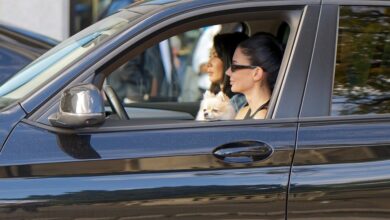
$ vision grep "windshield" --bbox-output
[0,10,141,111]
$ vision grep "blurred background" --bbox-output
[0,0,136,41]
[0,0,142,83]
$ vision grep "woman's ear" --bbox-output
[253,67,264,81]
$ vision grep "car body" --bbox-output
[98,0,135,19]
[0,23,58,84]
[0,0,389,219]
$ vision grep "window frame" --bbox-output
[300,2,390,120]
[29,1,321,132]
[98,10,302,119]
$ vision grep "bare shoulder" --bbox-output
[253,109,267,120]
[235,106,249,120]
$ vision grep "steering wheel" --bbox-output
[103,85,129,120]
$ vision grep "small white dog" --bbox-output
[196,91,236,121]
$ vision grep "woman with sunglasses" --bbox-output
[226,34,283,119]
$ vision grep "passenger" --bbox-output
[226,34,283,120]
[206,33,248,98]
[196,32,248,121]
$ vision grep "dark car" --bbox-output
[0,0,389,219]
[98,0,135,19]
[0,23,58,84]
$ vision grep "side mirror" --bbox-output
[49,84,105,128]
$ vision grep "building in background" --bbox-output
[0,0,129,41]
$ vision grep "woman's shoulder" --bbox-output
[253,109,267,119]
[235,106,249,120]
[235,106,267,120]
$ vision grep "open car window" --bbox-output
[105,24,223,120]
[33,6,304,127]
[102,12,297,123]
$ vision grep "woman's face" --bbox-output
[226,47,256,93]
[206,48,224,84]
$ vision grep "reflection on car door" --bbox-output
[289,3,390,219]
[0,120,297,219]
[290,119,390,219]
[0,2,322,219]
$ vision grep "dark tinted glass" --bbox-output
[332,6,390,115]
[0,47,30,66]
[0,47,31,84]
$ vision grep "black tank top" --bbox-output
[244,100,269,119]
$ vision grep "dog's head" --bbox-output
[200,91,235,120]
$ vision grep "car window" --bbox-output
[332,6,390,116]
[0,46,32,84]
[0,10,141,111]
[0,46,30,66]
[107,26,215,104]
[104,18,292,121]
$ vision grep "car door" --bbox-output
[0,1,321,219]
[289,1,390,219]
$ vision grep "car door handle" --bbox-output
[212,141,273,163]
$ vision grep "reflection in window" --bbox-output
[0,47,31,84]
[0,47,30,66]
[332,6,390,115]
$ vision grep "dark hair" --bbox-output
[238,34,283,91]
[209,32,248,97]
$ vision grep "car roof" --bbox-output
[0,23,59,50]
[121,0,321,19]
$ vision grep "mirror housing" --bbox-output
[49,84,105,128]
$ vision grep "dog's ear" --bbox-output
[217,91,227,101]
[204,90,215,99]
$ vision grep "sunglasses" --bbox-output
[230,64,259,72]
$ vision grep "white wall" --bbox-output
[0,0,69,41]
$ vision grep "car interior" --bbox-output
[93,11,299,124]
[93,9,300,125]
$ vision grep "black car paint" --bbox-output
[288,1,390,219]
[0,120,296,219]
[289,118,390,219]
[0,104,25,151]
[0,0,388,219]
